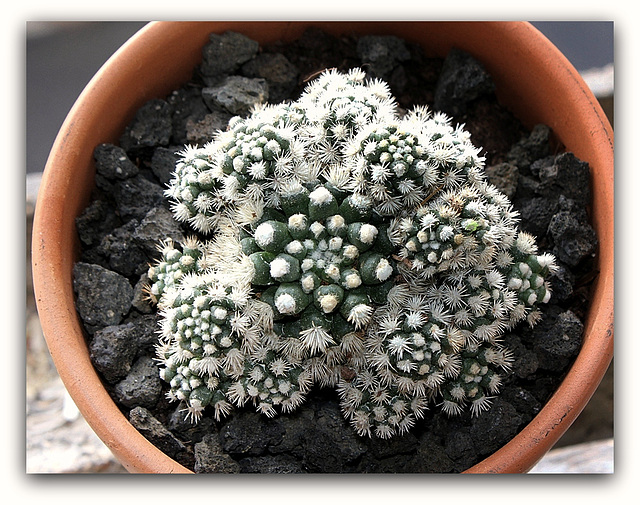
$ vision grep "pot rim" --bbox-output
[31,20,613,474]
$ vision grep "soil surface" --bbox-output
[71,28,598,473]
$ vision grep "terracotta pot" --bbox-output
[31,21,614,474]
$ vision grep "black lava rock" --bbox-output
[98,219,148,277]
[131,274,154,314]
[88,312,159,384]
[150,146,182,186]
[119,99,173,155]
[166,86,210,146]
[299,401,367,473]
[502,332,540,380]
[365,431,419,460]
[281,26,359,81]
[548,262,576,303]
[114,356,163,409]
[535,152,592,207]
[219,411,285,457]
[89,322,139,383]
[200,31,260,78]
[112,175,165,222]
[548,197,598,267]
[518,196,560,240]
[506,124,551,173]
[123,312,161,354]
[444,429,477,472]
[267,408,314,458]
[357,35,411,79]
[75,199,121,248]
[73,262,133,332]
[531,307,584,372]
[133,206,185,257]
[128,406,188,460]
[469,398,523,456]
[433,47,495,116]
[241,52,299,104]
[202,75,269,116]
[94,143,139,180]
[184,110,233,146]
[194,434,241,473]
[501,386,542,422]
[238,454,303,474]
[407,438,456,473]
[485,162,519,199]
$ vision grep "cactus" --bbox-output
[149,68,557,438]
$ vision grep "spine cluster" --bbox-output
[148,68,557,438]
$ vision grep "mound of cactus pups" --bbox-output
[147,68,558,439]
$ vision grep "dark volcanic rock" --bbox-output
[150,146,182,186]
[75,199,121,248]
[119,99,173,155]
[133,206,185,256]
[279,26,359,82]
[194,434,241,473]
[73,262,133,332]
[407,438,456,473]
[123,312,162,354]
[507,124,551,173]
[112,175,165,222]
[548,197,598,267]
[129,406,188,460]
[469,398,523,456]
[202,75,269,116]
[485,162,519,199]
[502,333,540,380]
[434,47,495,116]
[238,454,303,474]
[98,219,148,277]
[531,307,584,372]
[185,111,233,146]
[220,411,285,457]
[518,196,560,240]
[533,152,591,206]
[300,401,367,473]
[114,356,163,409]
[241,52,299,103]
[89,322,139,383]
[501,386,542,422]
[166,86,210,146]
[444,429,477,472]
[94,143,139,180]
[131,273,154,314]
[88,314,159,384]
[200,31,259,78]
[548,262,576,303]
[357,35,411,79]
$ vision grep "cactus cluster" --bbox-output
[148,68,557,438]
